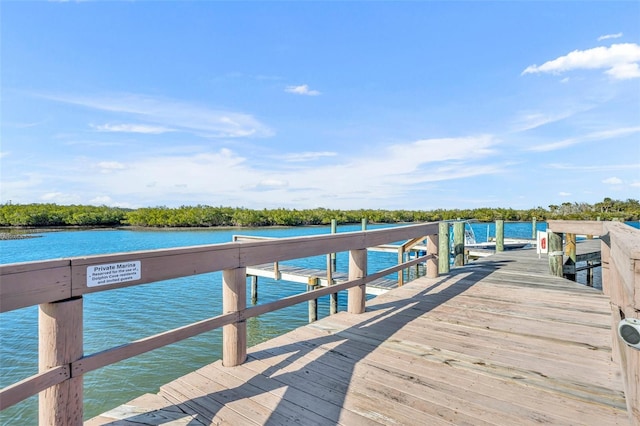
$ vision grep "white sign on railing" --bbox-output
[537,231,548,258]
[87,261,141,287]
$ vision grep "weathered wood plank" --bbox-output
[87,237,628,426]
[0,366,69,411]
[0,260,71,312]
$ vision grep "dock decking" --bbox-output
[88,244,628,425]
[247,263,399,295]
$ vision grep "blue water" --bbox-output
[0,221,633,423]
[0,223,396,424]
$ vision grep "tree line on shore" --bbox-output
[0,198,638,228]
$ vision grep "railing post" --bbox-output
[397,247,405,286]
[548,231,563,277]
[222,267,247,367]
[250,275,258,305]
[496,220,504,252]
[426,233,439,278]
[565,233,577,281]
[39,297,83,426]
[531,217,537,239]
[308,276,318,322]
[453,221,465,266]
[438,222,450,274]
[330,219,337,272]
[347,248,367,314]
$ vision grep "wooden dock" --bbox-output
[87,244,628,425]
[247,263,399,295]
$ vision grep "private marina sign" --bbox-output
[87,261,141,287]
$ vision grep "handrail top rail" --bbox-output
[0,222,440,313]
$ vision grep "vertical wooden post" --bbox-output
[586,261,594,287]
[548,231,563,277]
[397,247,405,286]
[361,218,368,230]
[308,277,318,323]
[495,220,504,252]
[426,233,439,278]
[565,233,577,281]
[222,267,247,367]
[438,222,450,274]
[600,236,611,296]
[330,219,337,272]
[348,248,367,314]
[250,275,258,305]
[453,221,465,266]
[39,297,83,426]
[531,217,537,239]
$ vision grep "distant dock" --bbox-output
[1,220,638,425]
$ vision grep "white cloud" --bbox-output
[41,92,273,138]
[0,152,9,159]
[278,151,337,162]
[546,163,639,172]
[559,192,572,197]
[511,109,583,132]
[522,43,640,80]
[598,33,623,41]
[605,62,640,79]
[529,126,640,152]
[251,179,289,190]
[631,182,640,188]
[89,196,114,205]
[56,134,507,209]
[285,84,321,96]
[602,177,623,185]
[40,192,81,204]
[91,123,174,134]
[96,161,126,173]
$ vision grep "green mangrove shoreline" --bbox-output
[0,198,638,230]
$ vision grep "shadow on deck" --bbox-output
[88,252,627,425]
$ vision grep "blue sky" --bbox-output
[2,1,639,210]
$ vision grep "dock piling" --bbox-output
[347,248,367,314]
[453,221,465,266]
[548,231,563,277]
[250,276,258,305]
[39,297,83,426]
[222,267,247,367]
[496,219,504,252]
[565,233,577,281]
[438,222,450,274]
[307,277,318,322]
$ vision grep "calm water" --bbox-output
[0,221,632,423]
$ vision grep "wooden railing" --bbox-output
[547,220,640,423]
[0,222,439,425]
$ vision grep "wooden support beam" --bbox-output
[531,217,537,239]
[548,231,563,277]
[330,219,337,272]
[564,233,577,281]
[39,297,83,426]
[250,275,258,305]
[347,248,367,314]
[453,221,465,266]
[222,267,247,367]
[307,277,318,323]
[426,234,438,278]
[496,220,504,252]
[438,222,450,274]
